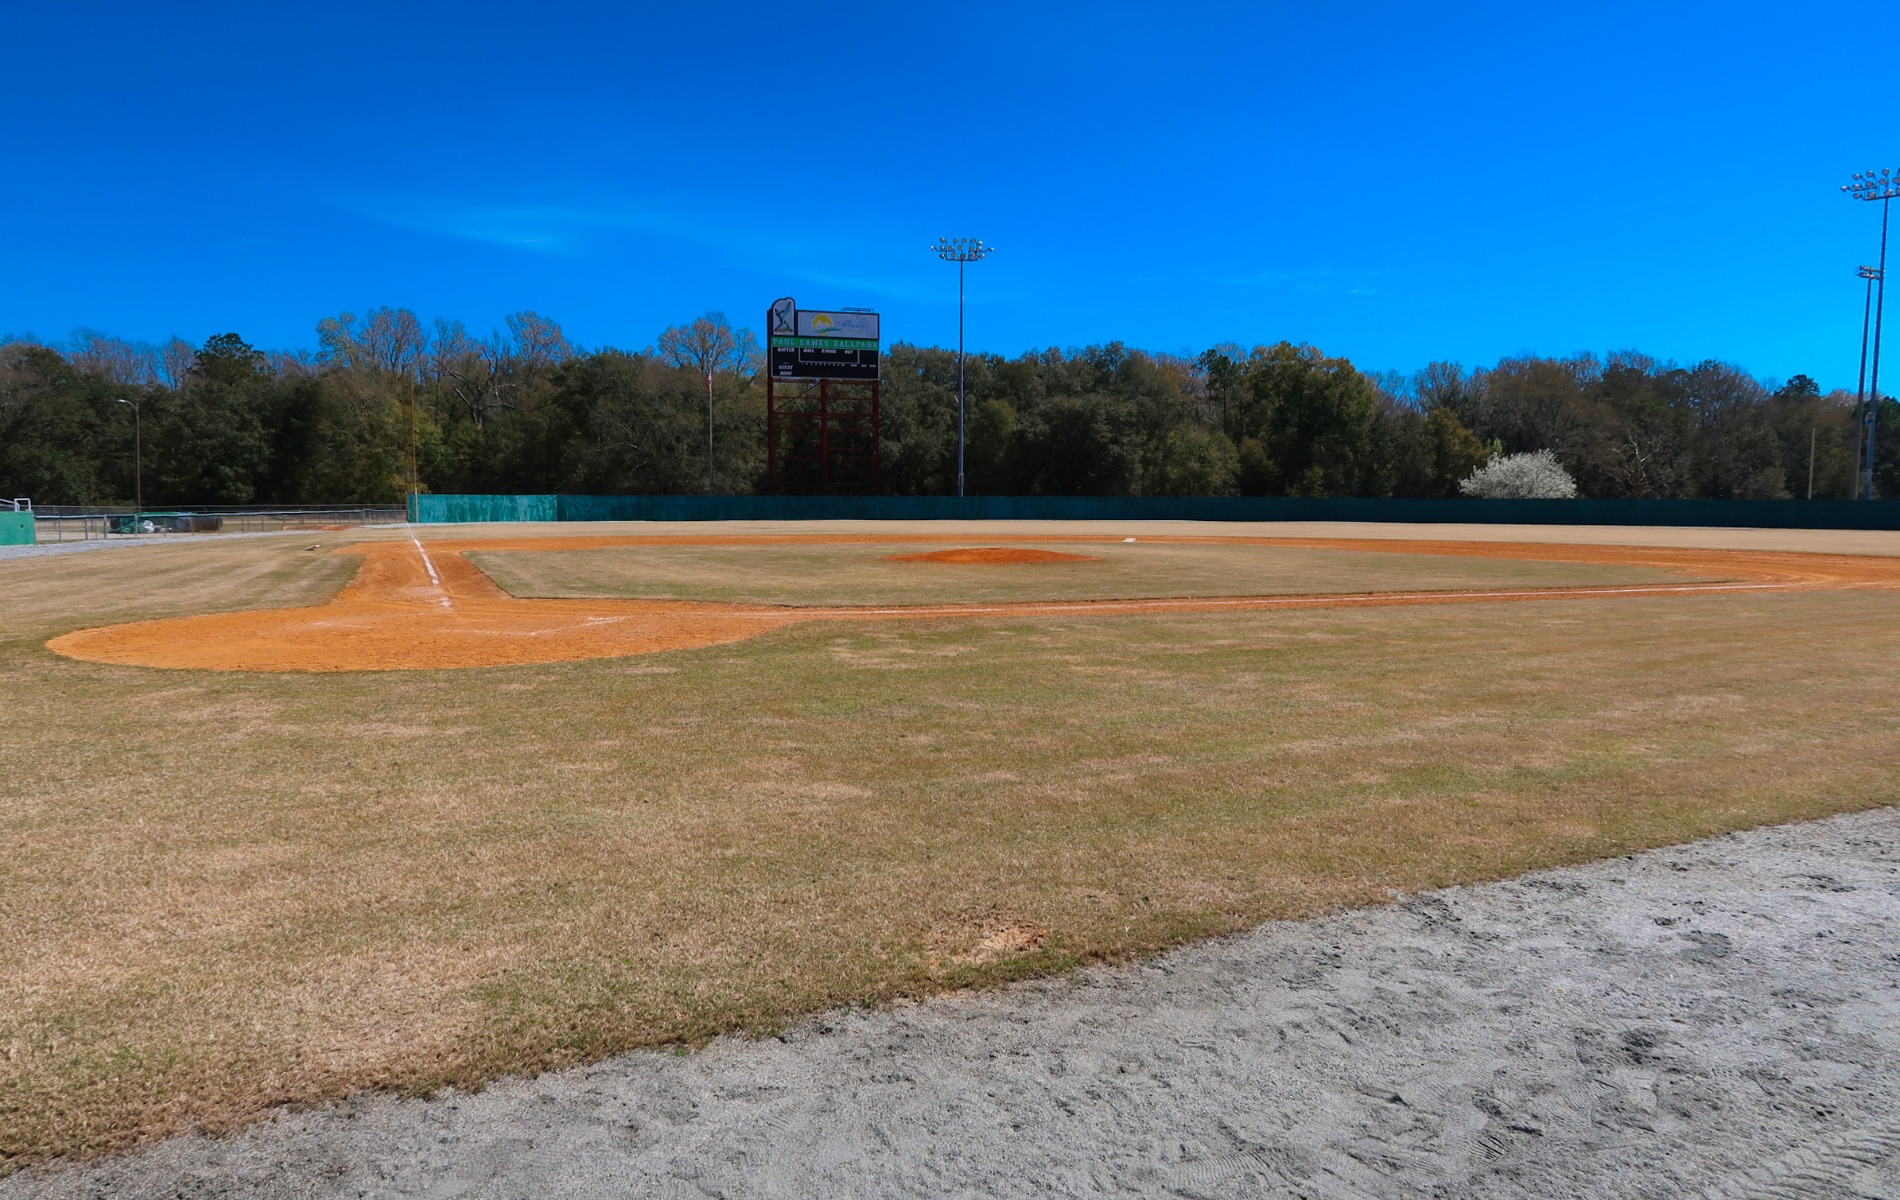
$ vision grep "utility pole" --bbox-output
[409,369,420,502]
[1843,169,1897,498]
[706,370,716,496]
[931,237,995,497]
[116,397,141,518]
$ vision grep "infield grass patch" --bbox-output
[469,540,1700,606]
[1,531,1895,1167]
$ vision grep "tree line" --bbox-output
[3,308,1894,506]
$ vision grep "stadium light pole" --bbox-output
[116,397,140,516]
[1843,168,1897,499]
[1855,265,1880,498]
[931,236,994,497]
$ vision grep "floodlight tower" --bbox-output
[931,236,995,497]
[1842,168,1898,499]
[1855,265,1882,498]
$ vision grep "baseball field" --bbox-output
[4,520,1899,1167]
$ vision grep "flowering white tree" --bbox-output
[1458,449,1579,499]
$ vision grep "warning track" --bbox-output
[44,534,1900,672]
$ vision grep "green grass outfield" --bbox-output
[2,524,1897,1165]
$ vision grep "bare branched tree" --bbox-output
[1607,428,1668,498]
[158,338,197,388]
[315,312,358,366]
[506,311,575,376]
[268,347,323,378]
[316,308,429,377]
[431,318,504,427]
[66,330,162,386]
[653,312,761,494]
[361,308,429,377]
[654,313,760,379]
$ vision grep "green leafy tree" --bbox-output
[1874,395,1900,499]
[551,352,705,493]
[876,343,961,495]
[1156,423,1240,496]
[0,342,130,504]
[966,398,1019,494]
[147,334,276,504]
[1764,376,1856,500]
[1428,407,1487,494]
[1669,360,1783,499]
[3,309,1859,506]
[1469,355,1594,463]
[1197,346,1243,436]
[1233,342,1378,495]
[1235,435,1273,495]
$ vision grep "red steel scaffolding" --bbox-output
[766,377,881,493]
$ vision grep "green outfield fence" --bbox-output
[407,493,1900,530]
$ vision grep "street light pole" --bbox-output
[931,236,995,497]
[116,397,141,517]
[1843,169,1897,498]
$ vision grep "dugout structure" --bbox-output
[765,298,881,493]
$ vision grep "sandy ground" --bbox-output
[5,807,1895,1199]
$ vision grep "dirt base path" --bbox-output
[7,806,1896,1198]
[45,533,1900,672]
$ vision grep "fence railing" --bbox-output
[31,506,407,544]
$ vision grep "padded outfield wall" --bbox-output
[408,494,1900,530]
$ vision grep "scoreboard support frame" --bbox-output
[766,376,882,494]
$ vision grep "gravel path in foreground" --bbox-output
[9,808,1899,1199]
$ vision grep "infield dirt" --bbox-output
[42,532,1900,672]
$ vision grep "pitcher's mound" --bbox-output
[885,547,1097,565]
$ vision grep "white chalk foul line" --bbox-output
[406,525,451,609]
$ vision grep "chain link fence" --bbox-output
[30,504,407,543]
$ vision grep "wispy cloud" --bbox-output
[1213,267,1385,295]
[334,193,677,254]
[330,190,952,304]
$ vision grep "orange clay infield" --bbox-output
[44,533,1900,673]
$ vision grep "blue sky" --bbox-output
[4,1,1895,389]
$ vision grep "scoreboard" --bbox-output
[767,298,880,381]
